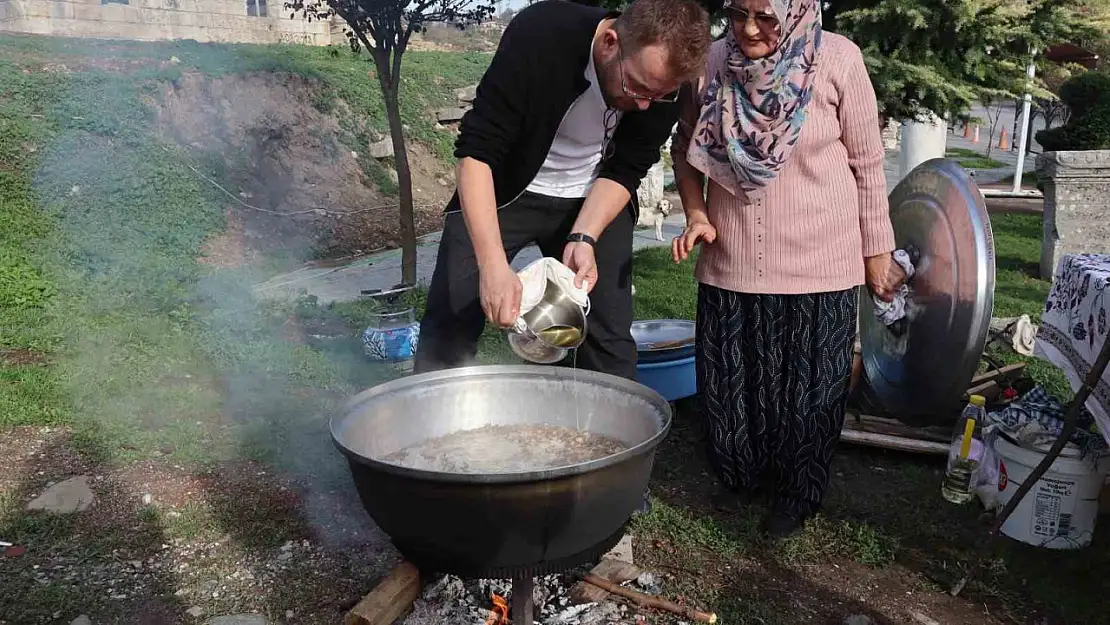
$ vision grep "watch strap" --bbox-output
[566,232,597,246]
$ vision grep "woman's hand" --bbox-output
[672,213,717,263]
[864,252,907,302]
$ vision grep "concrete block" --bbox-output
[435,107,469,123]
[1037,150,1110,279]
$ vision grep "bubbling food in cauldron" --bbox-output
[382,424,628,474]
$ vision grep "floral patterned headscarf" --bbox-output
[686,0,822,198]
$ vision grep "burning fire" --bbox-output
[484,593,509,625]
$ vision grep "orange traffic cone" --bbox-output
[971,125,980,144]
[963,123,971,139]
[998,127,1010,151]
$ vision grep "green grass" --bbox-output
[0,34,488,458]
[946,147,1006,170]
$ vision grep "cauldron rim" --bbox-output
[330,364,672,485]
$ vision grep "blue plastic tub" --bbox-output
[636,355,697,402]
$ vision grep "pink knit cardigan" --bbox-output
[672,32,896,295]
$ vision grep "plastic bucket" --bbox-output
[635,356,696,402]
[994,436,1110,549]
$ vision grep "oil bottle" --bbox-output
[942,394,987,504]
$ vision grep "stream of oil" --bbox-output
[534,324,585,431]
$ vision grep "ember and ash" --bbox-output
[382,424,628,474]
[402,571,667,625]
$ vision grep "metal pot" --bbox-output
[507,280,588,364]
[331,365,671,577]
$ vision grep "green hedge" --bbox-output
[1037,72,1110,152]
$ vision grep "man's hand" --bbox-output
[563,242,598,293]
[864,252,906,302]
[672,212,717,263]
[479,261,524,328]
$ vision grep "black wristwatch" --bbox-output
[566,232,597,246]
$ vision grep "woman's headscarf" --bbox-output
[686,0,823,198]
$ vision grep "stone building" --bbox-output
[0,0,339,46]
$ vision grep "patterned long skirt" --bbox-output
[696,284,858,519]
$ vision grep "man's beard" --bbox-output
[596,57,629,111]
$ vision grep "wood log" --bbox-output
[839,427,949,455]
[582,573,718,624]
[344,561,421,625]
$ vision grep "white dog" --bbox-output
[636,198,674,242]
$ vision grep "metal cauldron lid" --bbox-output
[859,158,996,426]
[630,319,696,354]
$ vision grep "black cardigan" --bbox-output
[450,0,679,215]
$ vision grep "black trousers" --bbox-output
[696,285,858,519]
[414,191,637,380]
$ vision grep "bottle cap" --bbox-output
[969,394,986,407]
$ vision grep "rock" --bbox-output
[456,84,478,103]
[843,616,874,625]
[277,551,292,562]
[142,493,153,505]
[368,137,394,159]
[26,476,94,513]
[435,107,469,123]
[186,606,204,618]
[170,56,181,64]
[205,615,269,625]
[70,616,92,625]
[909,612,940,625]
[602,533,633,564]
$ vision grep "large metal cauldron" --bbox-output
[331,365,671,578]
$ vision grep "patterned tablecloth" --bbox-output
[1035,254,1110,446]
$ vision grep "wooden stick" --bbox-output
[582,573,718,624]
[964,380,1001,401]
[969,363,1025,386]
[839,427,949,455]
[344,561,422,625]
[850,414,951,443]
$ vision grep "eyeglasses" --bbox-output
[601,108,619,162]
[616,43,681,104]
[727,6,780,34]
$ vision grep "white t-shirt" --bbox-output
[525,45,621,199]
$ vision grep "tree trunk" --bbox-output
[375,54,418,287]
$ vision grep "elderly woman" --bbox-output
[670,0,898,537]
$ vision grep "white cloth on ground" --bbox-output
[513,257,590,333]
[989,314,1039,357]
[873,249,915,326]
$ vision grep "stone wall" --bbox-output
[0,0,335,46]
[0,0,17,26]
[1037,150,1110,279]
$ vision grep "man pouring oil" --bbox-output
[412,0,712,381]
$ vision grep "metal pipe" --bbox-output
[512,574,534,625]
[1012,48,1038,193]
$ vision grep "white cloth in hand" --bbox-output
[514,257,590,333]
[873,249,915,326]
